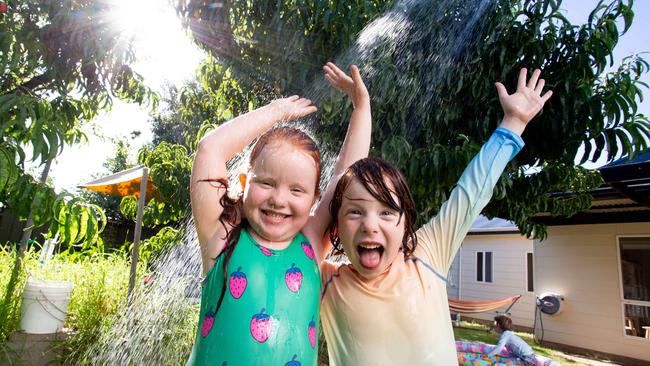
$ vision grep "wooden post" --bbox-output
[127,167,148,301]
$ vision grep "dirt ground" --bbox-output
[559,353,622,366]
[555,351,623,366]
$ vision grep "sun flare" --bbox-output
[108,0,167,41]
[107,0,204,88]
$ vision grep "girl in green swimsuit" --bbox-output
[187,63,371,366]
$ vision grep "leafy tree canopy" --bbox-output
[157,0,649,239]
[0,0,158,248]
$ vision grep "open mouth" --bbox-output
[357,242,384,269]
[261,209,290,222]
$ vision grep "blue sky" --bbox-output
[41,0,650,191]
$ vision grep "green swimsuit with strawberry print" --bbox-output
[186,229,320,366]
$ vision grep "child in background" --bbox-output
[320,68,552,365]
[487,315,536,364]
[187,62,371,366]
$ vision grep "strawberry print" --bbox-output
[284,354,301,366]
[301,241,315,260]
[256,243,274,256]
[201,308,215,337]
[143,274,153,286]
[308,316,317,348]
[285,263,303,293]
[229,267,247,299]
[250,308,274,342]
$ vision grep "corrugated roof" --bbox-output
[532,151,650,225]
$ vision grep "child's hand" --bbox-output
[269,95,318,121]
[495,68,553,135]
[324,62,370,109]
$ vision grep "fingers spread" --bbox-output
[517,68,528,91]
[534,79,545,94]
[527,69,541,89]
[540,90,553,103]
[350,65,362,83]
[495,82,508,100]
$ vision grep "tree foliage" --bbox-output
[0,0,158,247]
[150,84,188,147]
[118,142,192,227]
[175,0,391,97]
[78,138,135,225]
[163,0,649,239]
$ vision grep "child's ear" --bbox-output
[239,173,247,191]
[312,191,321,205]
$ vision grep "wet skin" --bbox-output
[242,141,319,250]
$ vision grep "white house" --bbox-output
[448,151,650,364]
[529,152,650,364]
[447,216,536,329]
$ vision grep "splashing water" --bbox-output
[83,222,201,365]
[83,0,492,364]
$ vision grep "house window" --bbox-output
[476,251,493,283]
[618,237,650,339]
[526,252,534,292]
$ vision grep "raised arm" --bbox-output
[302,63,372,263]
[415,68,552,274]
[191,96,317,274]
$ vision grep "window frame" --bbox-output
[616,235,650,341]
[475,250,493,284]
[526,251,534,293]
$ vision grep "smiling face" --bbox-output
[242,140,319,249]
[337,177,406,279]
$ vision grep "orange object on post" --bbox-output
[78,165,158,200]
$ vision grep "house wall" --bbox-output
[452,233,536,328]
[534,223,650,362]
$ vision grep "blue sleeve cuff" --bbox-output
[494,127,525,151]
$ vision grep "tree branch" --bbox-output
[3,72,54,96]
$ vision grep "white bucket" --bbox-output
[20,278,74,334]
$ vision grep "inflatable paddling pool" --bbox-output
[456,341,559,366]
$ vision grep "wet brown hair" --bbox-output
[494,315,513,331]
[327,156,418,257]
[208,126,321,314]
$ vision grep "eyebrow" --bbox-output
[343,195,372,201]
[251,176,271,181]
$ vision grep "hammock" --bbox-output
[449,295,521,314]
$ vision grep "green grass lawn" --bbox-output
[453,321,592,366]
